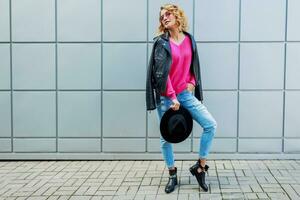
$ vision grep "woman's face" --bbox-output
[160,9,177,30]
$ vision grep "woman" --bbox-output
[146,4,217,193]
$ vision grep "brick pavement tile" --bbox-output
[95,190,116,196]
[57,196,71,200]
[43,186,60,196]
[73,186,89,195]
[244,193,258,199]
[220,188,242,193]
[111,195,135,200]
[199,193,222,200]
[0,160,299,199]
[136,185,159,194]
[177,193,189,199]
[114,186,129,195]
[101,179,114,186]
[69,196,92,200]
[240,184,252,193]
[155,194,178,199]
[276,177,297,184]
[26,197,48,200]
[140,177,151,186]
[267,192,290,200]
[0,198,16,200]
[84,178,104,185]
[256,192,269,199]
[188,193,201,200]
[281,184,300,200]
[291,185,300,196]
[31,183,54,196]
[178,188,199,194]
[150,177,161,185]
[121,182,140,186]
[99,172,111,179]
[218,177,229,185]
[85,186,99,195]
[98,186,119,193]
[45,196,60,200]
[133,194,146,200]
[101,196,113,200]
[221,192,245,199]
[11,190,35,197]
[250,184,264,193]
[237,177,258,186]
[127,186,139,194]
[90,196,103,200]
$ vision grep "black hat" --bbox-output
[160,106,193,143]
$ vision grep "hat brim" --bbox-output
[160,106,193,143]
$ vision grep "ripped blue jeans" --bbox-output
[157,89,217,169]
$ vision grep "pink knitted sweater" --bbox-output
[161,35,196,100]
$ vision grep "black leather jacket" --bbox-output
[146,31,203,110]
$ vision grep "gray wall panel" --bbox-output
[193,138,237,153]
[238,139,282,153]
[0,0,299,159]
[147,110,160,138]
[0,92,11,137]
[195,0,239,41]
[103,138,145,152]
[198,43,238,89]
[103,91,146,138]
[287,0,300,41]
[241,0,286,41]
[58,44,101,89]
[0,139,11,152]
[0,0,10,41]
[240,43,284,89]
[147,138,160,153]
[284,139,300,153]
[58,138,101,152]
[239,91,283,138]
[103,0,147,41]
[12,44,56,90]
[148,138,191,153]
[12,0,55,41]
[13,92,56,137]
[284,91,300,137]
[0,44,10,89]
[58,92,101,137]
[14,138,56,152]
[286,43,300,89]
[57,0,101,42]
[103,44,147,90]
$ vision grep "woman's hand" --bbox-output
[170,98,180,111]
[187,83,195,92]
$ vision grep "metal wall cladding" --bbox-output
[0,0,300,157]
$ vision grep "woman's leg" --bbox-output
[156,96,175,169]
[178,90,217,166]
[178,90,217,191]
[157,96,179,193]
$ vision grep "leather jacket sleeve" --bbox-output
[193,42,204,103]
[146,40,158,111]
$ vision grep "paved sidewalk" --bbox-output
[0,160,299,200]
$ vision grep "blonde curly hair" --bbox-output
[157,4,189,35]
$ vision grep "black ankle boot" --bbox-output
[165,167,178,193]
[189,160,209,192]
